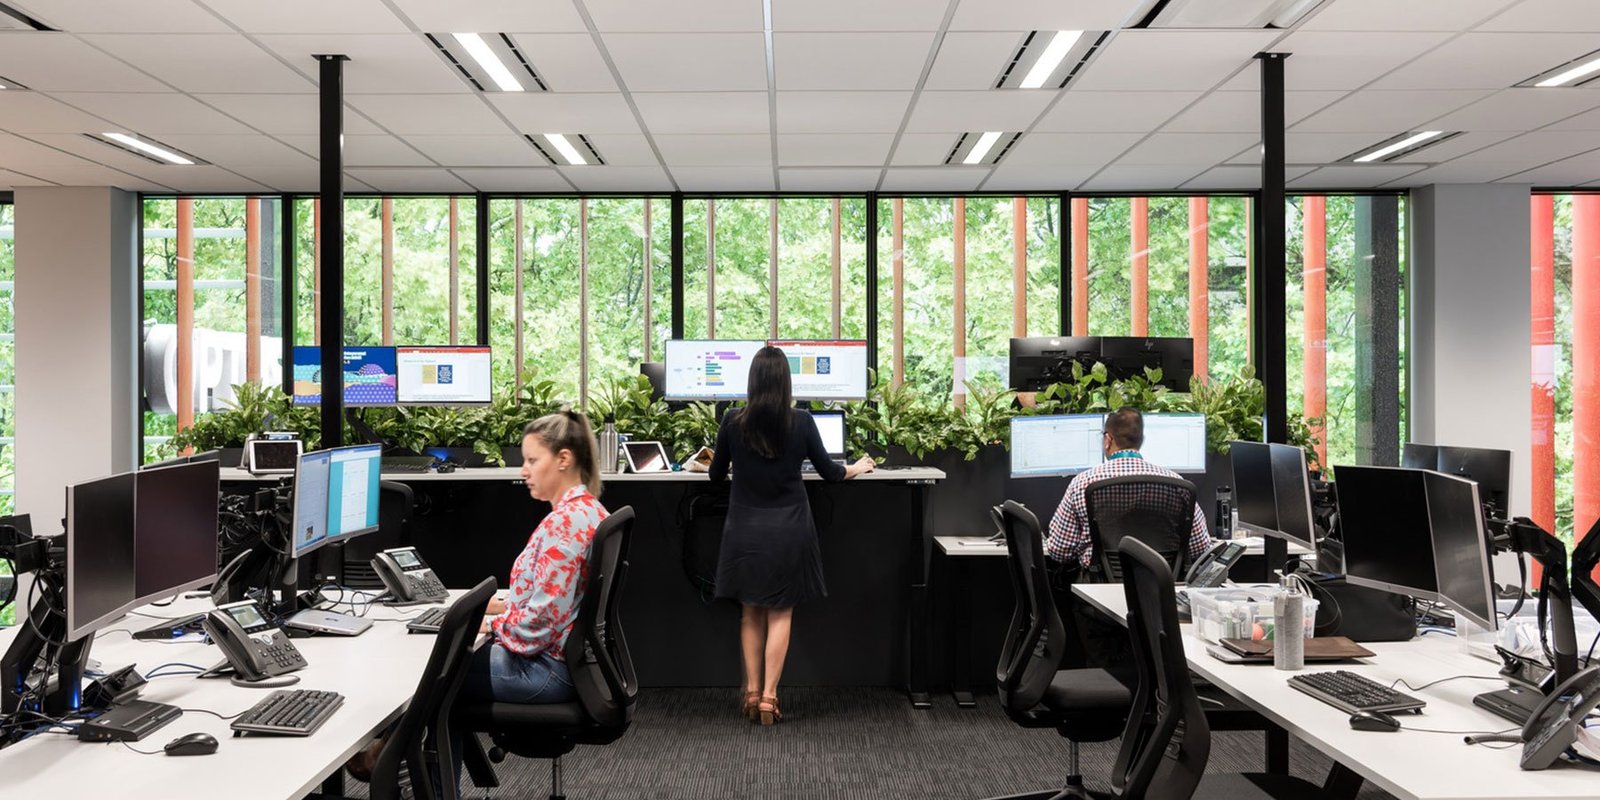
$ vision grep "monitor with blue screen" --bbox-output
[327,444,382,539]
[292,346,398,406]
[291,449,332,558]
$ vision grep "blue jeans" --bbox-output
[437,644,575,797]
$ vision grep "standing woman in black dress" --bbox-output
[709,346,875,725]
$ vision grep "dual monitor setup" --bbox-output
[662,339,868,402]
[1009,335,1195,392]
[292,345,493,406]
[1009,412,1209,477]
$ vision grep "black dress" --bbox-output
[709,408,847,607]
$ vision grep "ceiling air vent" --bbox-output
[1132,0,1326,29]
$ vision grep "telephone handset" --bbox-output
[202,600,308,683]
[1519,665,1600,770]
[372,546,449,605]
[1185,541,1247,589]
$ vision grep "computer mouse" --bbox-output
[163,732,219,756]
[1348,710,1401,732]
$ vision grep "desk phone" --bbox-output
[372,546,449,604]
[1521,665,1600,770]
[203,600,308,682]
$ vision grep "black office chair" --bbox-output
[1083,474,1197,583]
[989,500,1131,800]
[359,577,496,800]
[1112,538,1335,800]
[458,506,638,800]
[342,481,415,590]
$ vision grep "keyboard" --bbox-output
[381,456,436,474]
[406,606,447,634]
[1286,670,1426,715]
[230,689,345,736]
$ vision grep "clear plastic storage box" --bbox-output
[1184,587,1317,644]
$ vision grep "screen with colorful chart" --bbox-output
[664,340,765,401]
[292,346,398,406]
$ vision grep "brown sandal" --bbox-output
[758,695,782,726]
[741,691,762,722]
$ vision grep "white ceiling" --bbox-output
[2,0,1600,194]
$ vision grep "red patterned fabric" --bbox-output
[489,484,607,661]
[1045,451,1211,569]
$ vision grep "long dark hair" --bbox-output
[739,346,793,459]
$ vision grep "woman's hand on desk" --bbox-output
[844,456,877,479]
[485,597,507,616]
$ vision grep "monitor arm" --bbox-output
[1571,518,1600,644]
[1488,516,1579,684]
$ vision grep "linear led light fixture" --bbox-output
[454,33,521,91]
[1133,0,1326,29]
[1520,49,1600,88]
[524,133,606,166]
[1346,130,1457,164]
[1019,31,1083,88]
[0,74,25,90]
[945,131,1022,166]
[426,32,548,93]
[996,30,1107,90]
[94,132,202,165]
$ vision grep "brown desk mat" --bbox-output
[1219,636,1375,662]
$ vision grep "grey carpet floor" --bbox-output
[433,687,1397,800]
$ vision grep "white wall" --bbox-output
[13,187,138,535]
[1410,183,1533,517]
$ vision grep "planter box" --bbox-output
[924,444,1009,537]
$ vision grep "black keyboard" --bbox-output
[406,607,447,633]
[381,456,436,474]
[231,689,345,736]
[1287,670,1426,714]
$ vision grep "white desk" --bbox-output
[1073,583,1597,800]
[220,466,946,484]
[931,535,1313,559]
[0,595,447,800]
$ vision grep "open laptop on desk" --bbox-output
[801,410,848,471]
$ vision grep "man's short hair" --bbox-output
[1104,406,1144,450]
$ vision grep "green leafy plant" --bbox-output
[587,374,685,458]
[1178,365,1267,454]
[1027,360,1110,415]
[948,377,1017,459]
[854,372,948,461]
[671,401,723,459]
[165,382,298,455]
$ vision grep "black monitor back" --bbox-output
[640,361,666,402]
[1400,442,1439,469]
[1436,445,1511,518]
[1099,336,1194,391]
[1008,336,1101,391]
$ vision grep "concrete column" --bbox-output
[1410,184,1532,515]
[13,187,139,531]
[1353,195,1401,466]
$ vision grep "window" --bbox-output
[0,201,13,513]
[1531,193,1596,544]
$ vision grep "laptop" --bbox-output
[803,410,847,471]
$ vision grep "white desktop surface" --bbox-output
[1072,583,1595,800]
[220,466,945,483]
[0,594,451,800]
[934,535,1313,559]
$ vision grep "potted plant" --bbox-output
[485,378,563,465]
[165,381,299,465]
[856,374,944,466]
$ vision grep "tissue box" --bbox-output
[1186,587,1317,644]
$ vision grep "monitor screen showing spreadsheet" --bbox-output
[768,340,869,401]
[396,346,493,405]
[327,444,382,539]
[1010,414,1105,477]
[664,340,765,401]
[811,410,846,456]
[1139,413,1207,473]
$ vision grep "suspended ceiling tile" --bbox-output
[128,164,270,192]
[1424,88,1600,131]
[253,34,466,95]
[11,161,170,190]
[0,132,120,170]
[14,0,231,32]
[30,131,215,176]
[1476,0,1600,32]
[774,32,935,91]
[488,92,643,135]
[584,0,763,32]
[1077,164,1209,192]
[1370,32,1600,90]
[1547,101,1600,131]
[343,167,472,192]
[602,33,767,91]
[1070,30,1280,92]
[387,0,588,33]
[924,32,1026,91]
[1163,90,1343,133]
[654,134,771,166]
[904,90,1054,133]
[878,166,988,193]
[0,33,170,92]
[560,164,673,191]
[50,92,254,134]
[280,134,433,166]
[982,162,1098,191]
[192,0,410,34]
[774,0,952,32]
[671,165,775,191]
[401,135,546,167]
[775,91,912,133]
[1292,90,1493,132]
[0,91,110,133]
[450,167,575,193]
[777,133,895,166]
[1300,0,1519,31]
[1181,165,1316,191]
[1455,130,1600,165]
[1394,161,1542,185]
[1034,91,1202,133]
[1116,132,1258,166]
[891,133,958,166]
[508,34,618,92]
[1002,132,1143,165]
[192,94,383,135]
[1261,31,1454,91]
[1398,131,1520,163]
[1289,163,1430,188]
[632,92,768,134]
[776,167,882,191]
[81,34,313,94]
[1497,150,1600,185]
[578,133,660,166]
[0,167,55,188]
[347,94,511,135]
[157,133,317,170]
[948,0,1147,31]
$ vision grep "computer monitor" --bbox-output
[1008,336,1102,391]
[1268,443,1317,551]
[640,361,666,402]
[65,473,137,642]
[1436,445,1511,519]
[1098,336,1195,391]
[1010,414,1105,477]
[291,449,333,558]
[1425,471,1497,632]
[664,339,765,401]
[1333,465,1440,601]
[812,410,846,457]
[1229,441,1277,537]
[396,345,492,405]
[292,345,399,406]
[327,444,382,540]
[1400,442,1439,469]
[769,339,868,401]
[1139,413,1207,473]
[133,461,221,603]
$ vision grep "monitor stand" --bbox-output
[0,571,93,720]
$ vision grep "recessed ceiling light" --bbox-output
[1527,51,1600,88]
[544,134,586,165]
[525,133,605,166]
[453,32,523,92]
[1348,130,1452,164]
[945,131,1019,166]
[963,131,1003,165]
[99,132,197,165]
[1019,30,1083,89]
[996,30,1105,90]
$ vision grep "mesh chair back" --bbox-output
[994,500,1069,715]
[564,506,638,730]
[1084,474,1197,582]
[1111,538,1210,799]
[372,576,496,800]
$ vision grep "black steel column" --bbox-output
[476,193,490,346]
[670,193,684,339]
[1059,191,1071,335]
[317,55,348,448]
[866,192,879,375]
[1254,52,1289,446]
[281,197,296,395]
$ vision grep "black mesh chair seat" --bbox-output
[458,700,587,730]
[1083,474,1198,582]
[1044,669,1132,712]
